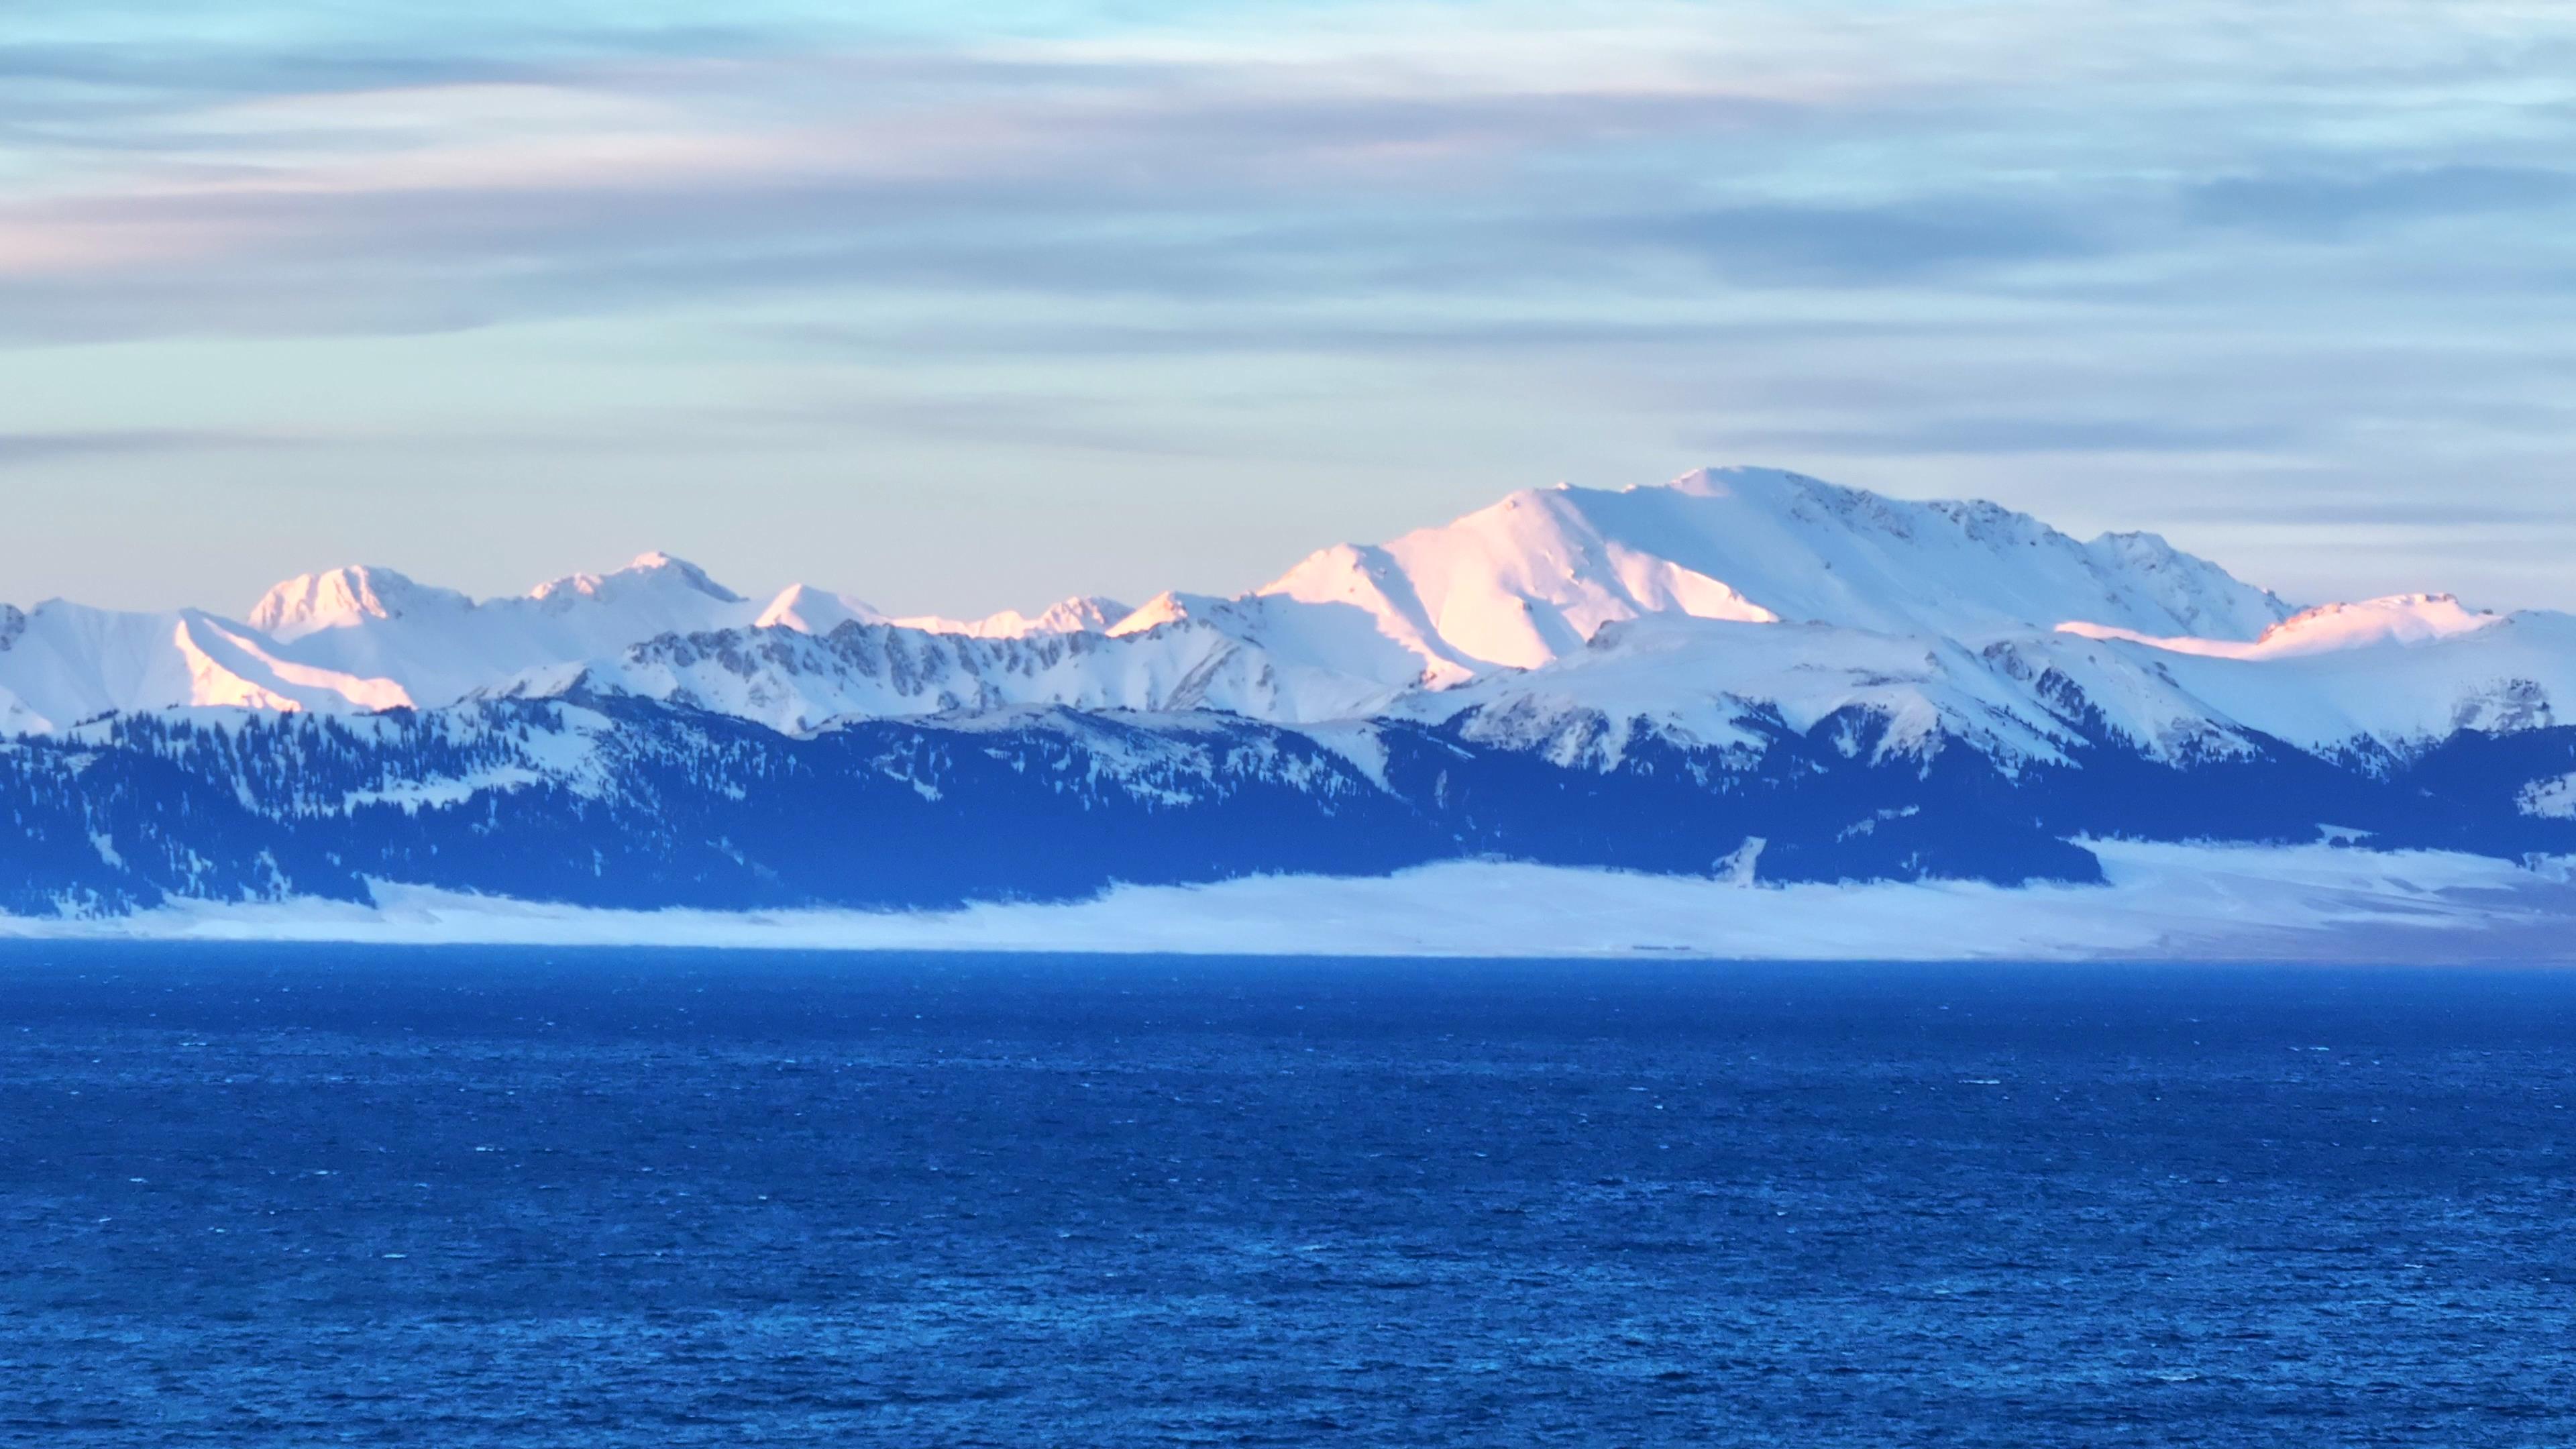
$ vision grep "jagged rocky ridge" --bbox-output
[5,466,2575,917]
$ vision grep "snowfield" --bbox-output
[6,841,2568,964]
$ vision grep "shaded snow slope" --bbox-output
[1395,614,2091,767]
[2065,608,2576,757]
[577,613,1411,732]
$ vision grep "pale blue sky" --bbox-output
[4,1,2573,616]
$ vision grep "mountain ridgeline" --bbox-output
[6,468,2574,918]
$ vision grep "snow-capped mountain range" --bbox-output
[0,466,2530,748]
[5,466,2573,924]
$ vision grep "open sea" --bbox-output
[5,946,2576,1446]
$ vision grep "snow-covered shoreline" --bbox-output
[4,841,2569,963]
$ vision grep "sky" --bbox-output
[2,0,2572,619]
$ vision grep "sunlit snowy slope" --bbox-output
[5,466,2574,928]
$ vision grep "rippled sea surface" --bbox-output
[6,947,2576,1446]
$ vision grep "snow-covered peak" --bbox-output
[233,553,766,713]
[1656,467,2292,637]
[2059,593,2503,659]
[897,594,1134,639]
[1049,596,1133,633]
[2078,531,2296,641]
[2260,594,2501,652]
[756,584,884,635]
[7,466,2559,773]
[1243,466,2291,686]
[248,566,470,642]
[529,552,743,608]
[0,600,413,730]
[1106,591,1205,638]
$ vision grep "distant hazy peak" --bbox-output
[248,565,470,641]
[1105,592,1205,638]
[756,584,885,635]
[529,552,744,607]
[897,594,1136,639]
[2061,592,2502,659]
[1022,595,1134,635]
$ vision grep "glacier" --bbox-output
[5,464,2574,953]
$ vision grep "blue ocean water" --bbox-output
[5,948,2576,1446]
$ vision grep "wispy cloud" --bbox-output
[1717,415,2298,458]
[0,1,2573,615]
[0,428,288,464]
[2187,164,2576,236]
